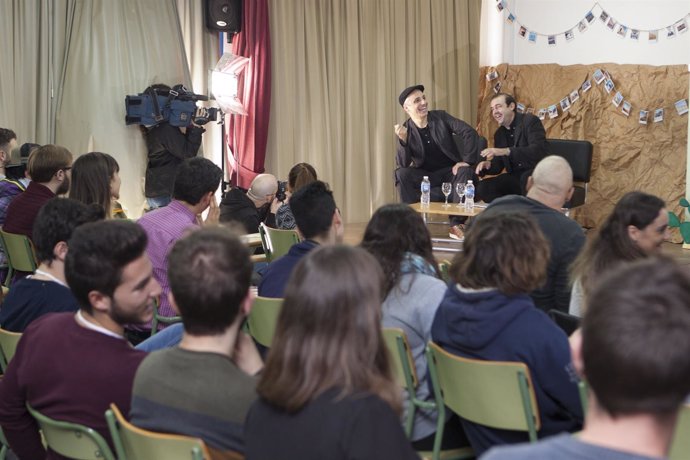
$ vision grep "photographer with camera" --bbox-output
[274,162,318,230]
[219,174,278,234]
[136,84,212,209]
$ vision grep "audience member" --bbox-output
[219,173,278,233]
[0,128,18,179]
[0,198,104,331]
[130,228,261,456]
[258,180,342,298]
[245,245,419,459]
[134,157,221,342]
[361,203,467,450]
[3,144,72,239]
[483,156,585,313]
[394,84,480,204]
[431,211,582,455]
[275,162,318,230]
[0,221,161,459]
[482,257,690,460]
[475,93,546,202]
[569,191,669,316]
[69,151,123,218]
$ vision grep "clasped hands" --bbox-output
[475,147,510,174]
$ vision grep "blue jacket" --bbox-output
[430,284,582,455]
[258,240,319,298]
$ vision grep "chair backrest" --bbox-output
[246,296,283,347]
[150,297,182,337]
[258,223,300,262]
[438,260,452,283]
[106,404,219,460]
[669,404,690,460]
[547,309,581,337]
[0,230,38,285]
[26,404,115,460]
[546,139,593,183]
[426,342,541,440]
[382,328,418,390]
[0,328,22,372]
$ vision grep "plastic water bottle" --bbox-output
[421,176,431,208]
[465,180,475,211]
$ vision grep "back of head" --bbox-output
[68,152,120,217]
[450,211,550,294]
[168,227,252,335]
[65,221,148,314]
[28,144,73,183]
[247,174,278,202]
[583,257,690,417]
[361,203,438,295]
[531,155,573,196]
[257,245,398,413]
[288,163,317,192]
[172,157,222,205]
[32,198,106,264]
[290,180,336,239]
[0,128,17,151]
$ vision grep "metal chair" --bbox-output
[546,139,594,210]
[246,296,283,347]
[0,328,22,372]
[258,223,300,262]
[0,230,38,287]
[150,297,182,337]
[426,342,541,459]
[26,404,116,460]
[105,403,224,460]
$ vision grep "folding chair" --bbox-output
[0,230,38,287]
[258,223,300,262]
[246,296,283,347]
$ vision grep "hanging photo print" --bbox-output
[675,99,689,115]
[654,108,664,123]
[621,101,631,117]
[538,108,547,120]
[560,97,572,111]
[569,90,580,103]
[548,105,559,119]
[581,80,592,92]
[612,92,624,107]
[604,78,615,94]
[593,69,606,84]
[639,110,649,125]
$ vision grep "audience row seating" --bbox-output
[258,223,300,262]
[0,230,38,288]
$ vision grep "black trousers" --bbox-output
[396,166,474,204]
[475,169,532,203]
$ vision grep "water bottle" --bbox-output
[421,176,431,208]
[465,180,475,211]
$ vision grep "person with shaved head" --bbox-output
[482,155,585,313]
[220,173,279,234]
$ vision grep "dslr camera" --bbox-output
[276,181,288,202]
[125,84,218,127]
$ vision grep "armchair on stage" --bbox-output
[546,139,593,211]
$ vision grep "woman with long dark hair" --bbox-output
[245,245,419,459]
[275,162,317,229]
[68,152,122,218]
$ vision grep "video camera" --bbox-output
[125,84,218,127]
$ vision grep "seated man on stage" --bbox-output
[394,84,480,205]
[475,93,547,203]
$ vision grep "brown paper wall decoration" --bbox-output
[477,63,689,238]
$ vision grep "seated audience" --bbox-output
[569,191,669,316]
[220,173,278,233]
[275,162,318,230]
[482,257,690,460]
[431,211,582,455]
[133,157,221,343]
[484,156,585,313]
[245,245,419,459]
[0,221,161,459]
[68,151,123,218]
[4,144,72,239]
[258,180,342,298]
[0,198,104,331]
[361,203,467,450]
[130,227,262,456]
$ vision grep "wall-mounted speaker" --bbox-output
[205,0,242,34]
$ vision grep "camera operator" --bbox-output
[219,174,278,234]
[140,84,207,209]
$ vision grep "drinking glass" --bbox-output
[441,182,452,207]
[455,183,466,208]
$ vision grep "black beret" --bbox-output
[398,84,424,106]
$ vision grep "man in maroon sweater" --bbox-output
[3,144,73,239]
[0,220,162,459]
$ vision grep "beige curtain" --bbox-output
[266,0,481,223]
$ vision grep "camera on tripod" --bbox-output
[125,84,218,127]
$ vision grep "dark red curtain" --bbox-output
[227,0,271,188]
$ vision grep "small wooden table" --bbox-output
[409,202,487,252]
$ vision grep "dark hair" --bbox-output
[361,204,439,295]
[172,157,222,205]
[491,93,516,110]
[450,211,549,294]
[27,144,73,183]
[32,198,105,264]
[168,228,252,335]
[571,191,665,298]
[68,152,120,218]
[287,163,317,192]
[0,128,16,150]
[583,257,690,417]
[257,245,400,414]
[65,221,148,313]
[289,181,336,239]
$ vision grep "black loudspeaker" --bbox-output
[205,0,242,33]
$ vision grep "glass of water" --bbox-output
[455,183,466,208]
[441,182,452,207]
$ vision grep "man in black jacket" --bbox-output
[475,93,547,203]
[394,84,480,204]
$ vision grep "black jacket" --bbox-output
[486,112,546,176]
[219,188,275,234]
